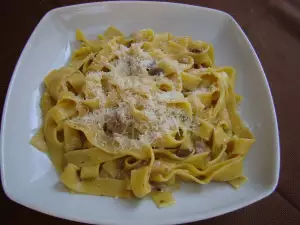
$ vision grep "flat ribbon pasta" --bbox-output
[31,26,255,208]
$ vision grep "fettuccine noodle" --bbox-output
[31,27,255,208]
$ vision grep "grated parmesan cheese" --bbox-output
[68,43,193,151]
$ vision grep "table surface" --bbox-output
[1,0,300,224]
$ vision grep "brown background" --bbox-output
[1,0,300,224]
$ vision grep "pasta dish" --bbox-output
[31,27,255,208]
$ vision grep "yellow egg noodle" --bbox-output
[31,27,255,208]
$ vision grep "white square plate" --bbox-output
[1,1,280,225]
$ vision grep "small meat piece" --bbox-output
[126,40,134,47]
[201,63,209,68]
[194,140,209,153]
[189,48,202,53]
[104,112,127,135]
[176,148,193,157]
[148,67,164,76]
[193,64,200,69]
[151,182,166,192]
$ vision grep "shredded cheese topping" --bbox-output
[67,39,196,150]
